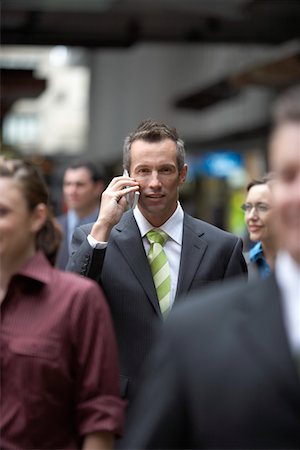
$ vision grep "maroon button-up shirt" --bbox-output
[0,251,125,449]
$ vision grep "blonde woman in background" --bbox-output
[242,173,277,279]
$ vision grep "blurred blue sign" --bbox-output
[188,151,243,178]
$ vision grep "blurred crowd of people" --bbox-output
[0,84,299,449]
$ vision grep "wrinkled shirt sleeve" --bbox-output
[70,282,125,437]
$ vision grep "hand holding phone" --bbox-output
[123,170,140,209]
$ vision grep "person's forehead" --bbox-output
[131,138,177,157]
[247,184,271,198]
[270,122,300,168]
[0,178,25,204]
[132,137,176,148]
[64,167,93,181]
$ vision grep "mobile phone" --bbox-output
[123,169,140,209]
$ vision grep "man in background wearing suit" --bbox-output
[56,160,104,269]
[67,120,247,402]
[121,88,300,448]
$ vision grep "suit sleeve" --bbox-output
[66,224,106,283]
[224,237,248,279]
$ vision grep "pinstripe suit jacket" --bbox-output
[67,210,247,400]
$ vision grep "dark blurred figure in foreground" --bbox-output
[242,173,277,280]
[0,158,124,449]
[56,160,105,270]
[121,85,300,449]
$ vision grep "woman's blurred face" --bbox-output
[0,178,40,264]
[244,183,274,244]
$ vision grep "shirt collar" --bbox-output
[134,202,184,245]
[15,251,53,285]
[67,207,99,226]
[249,241,264,262]
[67,208,79,225]
[275,250,300,295]
[275,250,300,352]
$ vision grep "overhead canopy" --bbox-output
[2,0,300,48]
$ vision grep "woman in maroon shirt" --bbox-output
[0,157,125,450]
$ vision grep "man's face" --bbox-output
[270,122,300,265]
[130,138,187,227]
[63,167,103,216]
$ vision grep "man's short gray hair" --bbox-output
[123,119,186,173]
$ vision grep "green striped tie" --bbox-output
[146,229,171,319]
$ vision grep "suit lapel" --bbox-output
[238,274,300,400]
[176,214,207,299]
[114,211,161,317]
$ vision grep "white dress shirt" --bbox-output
[275,251,300,356]
[134,203,184,307]
[67,210,79,248]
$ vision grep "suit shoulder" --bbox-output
[53,266,98,288]
[47,269,111,327]
[51,267,105,303]
[56,213,67,225]
[169,276,255,335]
[184,213,239,242]
[172,275,277,332]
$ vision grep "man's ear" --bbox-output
[179,164,188,185]
[31,203,48,233]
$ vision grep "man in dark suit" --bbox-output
[56,160,104,270]
[67,120,247,402]
[121,88,300,448]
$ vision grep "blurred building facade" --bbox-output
[1,0,300,232]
